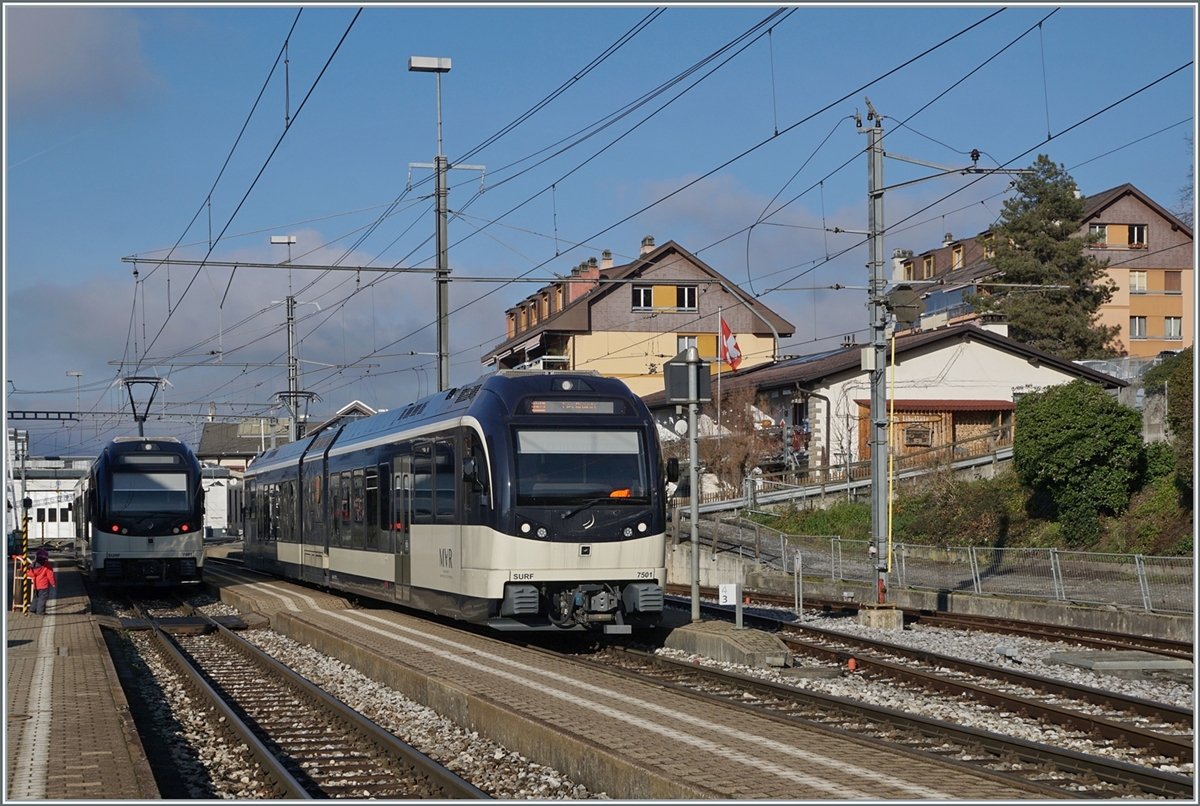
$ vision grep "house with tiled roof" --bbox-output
[892,183,1193,359]
[481,237,794,397]
[641,320,1126,471]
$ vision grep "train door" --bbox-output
[392,456,412,602]
[299,459,326,586]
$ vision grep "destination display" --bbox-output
[528,399,620,414]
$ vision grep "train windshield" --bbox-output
[514,429,648,504]
[111,472,191,514]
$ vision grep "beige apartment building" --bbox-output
[482,237,794,397]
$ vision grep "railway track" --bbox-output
[668,584,1194,660]
[677,597,1193,761]
[579,643,1193,799]
[126,599,490,799]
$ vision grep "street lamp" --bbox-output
[409,56,452,392]
[66,371,83,412]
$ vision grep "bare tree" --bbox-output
[696,385,777,491]
[1176,131,1194,229]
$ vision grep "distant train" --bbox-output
[73,436,206,585]
[244,371,676,633]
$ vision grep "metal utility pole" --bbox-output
[857,99,1032,605]
[286,295,299,441]
[409,56,484,392]
[665,348,711,624]
[860,100,889,605]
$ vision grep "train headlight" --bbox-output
[622,526,634,538]
[520,522,532,534]
[637,522,648,533]
[536,526,548,539]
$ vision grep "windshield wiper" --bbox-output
[561,498,606,520]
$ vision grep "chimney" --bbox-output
[943,233,954,248]
[840,335,858,348]
[640,235,656,256]
[600,250,613,270]
[567,259,600,304]
[977,312,1009,338]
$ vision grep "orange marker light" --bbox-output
[609,489,631,498]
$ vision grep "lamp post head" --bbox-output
[270,236,297,245]
[409,56,451,73]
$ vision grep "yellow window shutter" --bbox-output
[652,285,675,308]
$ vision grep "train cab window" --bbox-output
[514,429,647,505]
[111,471,190,513]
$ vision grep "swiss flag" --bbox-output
[720,317,742,371]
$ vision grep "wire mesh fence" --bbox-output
[682,514,1194,615]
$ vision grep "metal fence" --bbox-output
[684,515,1194,615]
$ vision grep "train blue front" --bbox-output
[244,371,672,632]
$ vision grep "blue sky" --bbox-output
[3,3,1196,456]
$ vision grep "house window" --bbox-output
[952,246,963,271]
[1165,271,1182,294]
[922,256,934,279]
[676,285,697,311]
[677,335,697,353]
[983,233,995,259]
[1128,224,1147,248]
[540,293,549,318]
[1129,316,1147,340]
[1129,271,1147,294]
[60,508,70,522]
[1089,224,1108,246]
[632,286,653,310]
[903,263,914,281]
[1165,317,1183,340]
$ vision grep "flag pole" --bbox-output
[717,307,722,436]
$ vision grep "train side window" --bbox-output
[375,463,389,533]
[340,472,352,523]
[412,443,433,524]
[364,467,381,551]
[352,470,365,524]
[326,473,339,544]
[434,439,456,522]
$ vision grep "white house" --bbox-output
[641,320,1127,471]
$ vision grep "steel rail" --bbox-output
[174,600,492,799]
[130,601,312,798]
[596,645,1194,800]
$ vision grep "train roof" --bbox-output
[246,371,645,474]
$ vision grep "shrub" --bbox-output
[1013,379,1143,546]
[1143,440,1175,483]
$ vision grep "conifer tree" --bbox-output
[970,154,1120,359]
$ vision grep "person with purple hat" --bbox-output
[29,550,55,615]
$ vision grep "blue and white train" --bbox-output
[73,436,206,585]
[243,371,675,632]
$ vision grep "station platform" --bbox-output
[5,556,159,801]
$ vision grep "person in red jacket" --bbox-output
[28,554,55,615]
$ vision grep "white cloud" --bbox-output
[5,6,161,121]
